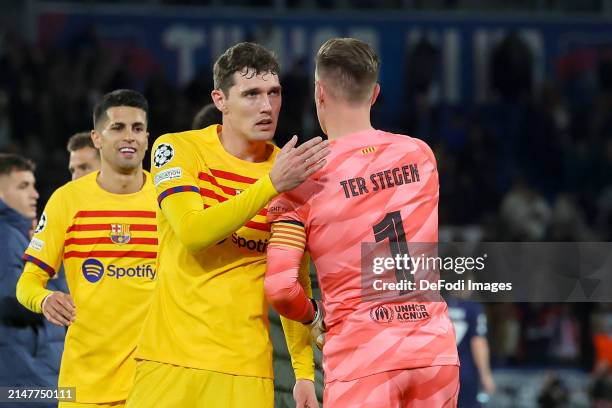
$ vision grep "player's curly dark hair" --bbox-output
[213,42,280,94]
[92,89,149,128]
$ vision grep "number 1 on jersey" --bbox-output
[372,211,412,294]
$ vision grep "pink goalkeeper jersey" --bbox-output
[268,129,459,383]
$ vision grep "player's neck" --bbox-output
[96,165,145,194]
[325,106,373,141]
[218,128,271,163]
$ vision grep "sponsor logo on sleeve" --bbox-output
[28,237,44,251]
[268,199,291,216]
[153,143,175,168]
[154,167,182,186]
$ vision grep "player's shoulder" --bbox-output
[379,131,434,153]
[152,125,221,169]
[382,131,437,166]
[154,125,219,149]
[153,125,218,153]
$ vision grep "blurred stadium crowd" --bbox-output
[26,0,612,12]
[1,2,612,406]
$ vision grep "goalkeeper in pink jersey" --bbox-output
[264,38,459,407]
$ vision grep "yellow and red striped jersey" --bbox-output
[135,125,314,380]
[20,171,158,403]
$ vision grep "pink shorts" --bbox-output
[324,365,459,408]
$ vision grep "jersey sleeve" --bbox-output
[23,188,69,277]
[16,266,52,313]
[265,181,317,321]
[267,178,316,225]
[151,134,202,206]
[265,222,314,321]
[18,188,70,312]
[279,253,315,381]
[153,134,279,253]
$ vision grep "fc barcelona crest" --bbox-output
[110,224,131,245]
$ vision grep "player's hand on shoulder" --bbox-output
[293,379,319,408]
[42,291,76,327]
[270,136,330,193]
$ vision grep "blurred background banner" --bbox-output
[32,2,612,120]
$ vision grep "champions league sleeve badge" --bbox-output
[153,143,175,168]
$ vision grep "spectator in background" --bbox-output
[66,131,101,180]
[0,91,10,150]
[597,185,612,241]
[500,179,552,240]
[191,103,222,130]
[550,193,594,241]
[404,34,440,102]
[0,153,65,401]
[591,303,612,406]
[537,373,569,408]
[276,56,311,147]
[402,34,441,140]
[490,31,534,102]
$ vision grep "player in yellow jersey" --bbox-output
[16,89,158,408]
[126,42,329,408]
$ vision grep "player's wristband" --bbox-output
[303,299,318,325]
[304,299,325,350]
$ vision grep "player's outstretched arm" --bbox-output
[265,221,326,348]
[158,136,329,254]
[162,176,277,253]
